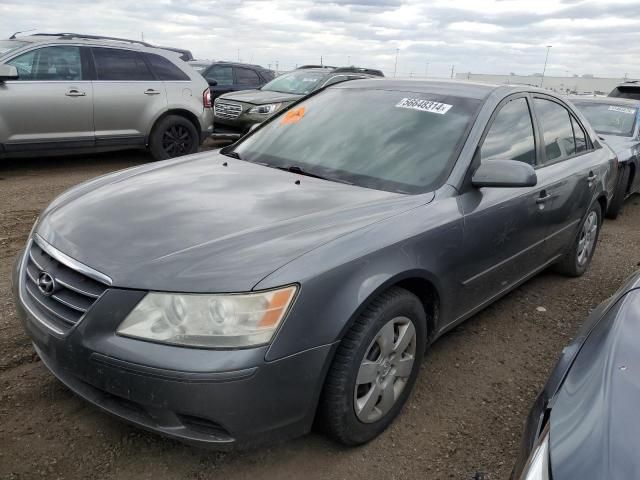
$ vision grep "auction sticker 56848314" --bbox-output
[396,98,453,115]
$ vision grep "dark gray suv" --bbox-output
[12,80,615,449]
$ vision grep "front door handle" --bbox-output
[65,88,86,97]
[144,89,161,95]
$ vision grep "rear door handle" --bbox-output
[536,191,553,205]
[144,89,161,95]
[65,88,86,97]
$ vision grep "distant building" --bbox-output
[454,72,635,96]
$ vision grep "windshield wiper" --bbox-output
[275,165,353,185]
[222,151,241,160]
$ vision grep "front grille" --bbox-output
[23,240,108,332]
[214,102,243,119]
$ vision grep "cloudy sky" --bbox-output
[1,0,639,78]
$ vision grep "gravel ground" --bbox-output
[1,148,639,480]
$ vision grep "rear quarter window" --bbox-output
[609,86,640,101]
[146,54,189,81]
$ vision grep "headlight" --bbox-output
[248,103,281,115]
[519,423,550,480]
[116,285,297,348]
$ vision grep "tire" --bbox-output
[554,201,602,277]
[318,287,427,445]
[606,164,630,219]
[149,115,199,161]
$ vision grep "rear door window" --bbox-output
[235,67,261,87]
[146,54,189,81]
[7,46,83,81]
[92,48,154,81]
[533,98,578,165]
[204,65,233,86]
[481,97,536,165]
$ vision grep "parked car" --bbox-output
[571,97,640,218]
[0,33,213,161]
[13,79,615,449]
[609,80,640,100]
[201,61,274,100]
[212,65,384,136]
[512,271,640,480]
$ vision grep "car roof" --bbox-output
[7,33,188,58]
[210,61,269,70]
[295,66,384,77]
[332,78,537,101]
[569,96,640,107]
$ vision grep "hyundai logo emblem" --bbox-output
[37,271,56,296]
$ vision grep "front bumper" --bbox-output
[12,248,334,449]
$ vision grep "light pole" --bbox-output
[393,48,399,77]
[540,45,552,88]
[347,55,351,65]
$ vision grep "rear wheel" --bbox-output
[318,287,426,445]
[554,201,601,277]
[606,164,630,219]
[149,115,199,161]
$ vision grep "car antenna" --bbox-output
[9,28,36,39]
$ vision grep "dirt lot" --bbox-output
[1,149,639,480]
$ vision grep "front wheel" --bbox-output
[318,287,426,445]
[149,115,199,161]
[554,201,602,277]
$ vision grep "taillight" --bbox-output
[203,88,212,108]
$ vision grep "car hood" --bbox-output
[599,134,639,162]
[218,89,302,105]
[36,152,431,293]
[549,286,640,480]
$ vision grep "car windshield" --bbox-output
[0,40,28,56]
[261,70,327,95]
[574,102,638,136]
[232,87,481,194]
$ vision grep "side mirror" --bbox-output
[0,64,18,82]
[472,160,537,188]
[207,79,218,87]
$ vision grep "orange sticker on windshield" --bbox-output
[280,106,305,125]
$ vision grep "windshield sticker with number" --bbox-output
[396,98,453,115]
[608,105,636,115]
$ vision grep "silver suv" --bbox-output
[0,33,213,161]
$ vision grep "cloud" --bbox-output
[1,0,639,78]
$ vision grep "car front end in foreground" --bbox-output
[512,271,640,479]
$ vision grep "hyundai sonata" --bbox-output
[13,79,616,448]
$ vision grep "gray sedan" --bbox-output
[12,79,616,449]
[571,97,640,218]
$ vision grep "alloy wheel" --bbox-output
[577,210,598,266]
[161,125,194,157]
[354,316,417,423]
